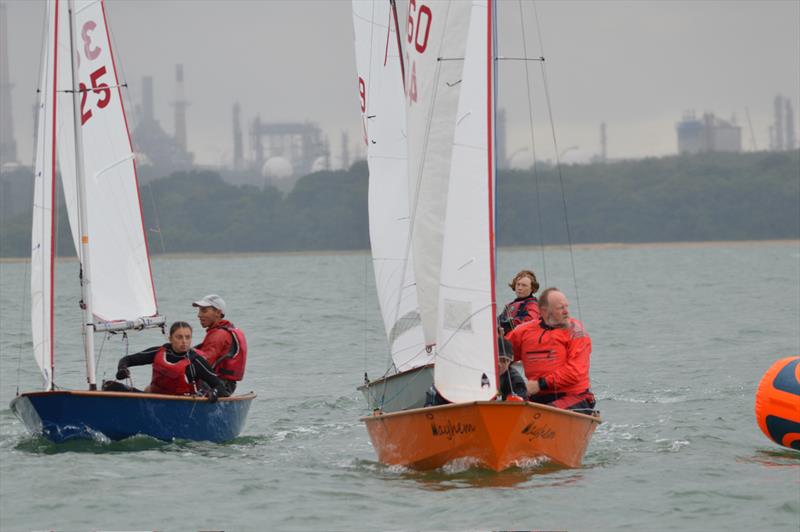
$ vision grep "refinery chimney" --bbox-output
[340,131,350,170]
[172,64,189,152]
[600,122,607,162]
[142,76,155,125]
[233,103,243,170]
[496,108,508,168]
[785,99,796,150]
[0,3,18,165]
[773,95,784,151]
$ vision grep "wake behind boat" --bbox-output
[351,0,600,470]
[12,0,254,444]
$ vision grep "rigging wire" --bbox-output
[528,1,583,320]
[104,2,166,256]
[362,1,378,381]
[15,2,53,394]
[516,0,548,286]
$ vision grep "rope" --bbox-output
[95,331,108,377]
[517,0,548,285]
[103,1,166,258]
[527,1,583,320]
[362,1,377,381]
[363,252,371,380]
[15,7,51,395]
[14,263,31,396]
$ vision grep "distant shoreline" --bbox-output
[2,239,797,264]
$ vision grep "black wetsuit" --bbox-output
[106,344,228,397]
[499,365,527,400]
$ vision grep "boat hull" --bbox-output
[358,364,433,413]
[10,390,255,443]
[363,401,600,470]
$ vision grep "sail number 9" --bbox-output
[359,76,366,112]
[79,19,112,125]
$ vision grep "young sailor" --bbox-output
[104,321,230,401]
[192,294,247,394]
[505,288,596,414]
[497,270,541,334]
[497,338,527,400]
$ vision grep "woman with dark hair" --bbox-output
[103,321,230,401]
[497,269,540,334]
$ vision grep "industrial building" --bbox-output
[130,67,194,180]
[770,94,796,151]
[676,111,742,154]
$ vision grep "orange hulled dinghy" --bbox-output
[352,0,600,471]
[365,402,599,471]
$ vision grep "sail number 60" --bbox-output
[407,0,432,53]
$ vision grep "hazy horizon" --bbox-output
[3,0,799,169]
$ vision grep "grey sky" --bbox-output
[4,0,799,168]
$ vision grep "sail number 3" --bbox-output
[79,20,111,125]
[405,0,432,104]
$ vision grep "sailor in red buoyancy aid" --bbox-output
[107,321,230,401]
[498,269,541,334]
[192,294,247,394]
[506,288,596,415]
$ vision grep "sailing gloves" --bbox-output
[116,367,131,380]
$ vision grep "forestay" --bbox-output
[434,0,497,403]
[405,0,471,347]
[30,1,66,389]
[57,0,158,324]
[352,0,428,371]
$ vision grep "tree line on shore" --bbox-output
[1,150,797,258]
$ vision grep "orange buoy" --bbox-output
[755,356,800,450]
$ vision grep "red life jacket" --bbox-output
[213,326,247,382]
[499,296,540,331]
[150,346,194,395]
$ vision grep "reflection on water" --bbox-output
[738,448,800,468]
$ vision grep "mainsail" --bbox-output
[434,0,497,402]
[57,0,158,324]
[405,0,471,346]
[352,0,427,371]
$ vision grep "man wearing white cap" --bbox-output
[193,294,248,394]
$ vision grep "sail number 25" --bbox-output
[405,0,432,104]
[79,20,111,125]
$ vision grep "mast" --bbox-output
[67,0,97,390]
[488,0,499,387]
[389,0,405,87]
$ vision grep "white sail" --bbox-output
[30,1,63,390]
[434,0,497,402]
[352,0,428,371]
[57,0,157,323]
[405,0,471,346]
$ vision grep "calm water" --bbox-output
[1,242,798,531]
